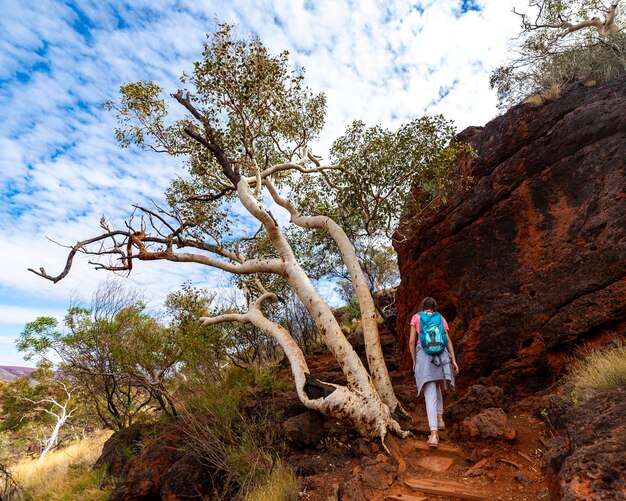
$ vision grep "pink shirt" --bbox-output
[411,312,449,346]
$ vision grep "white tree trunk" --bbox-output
[202,295,408,442]
[264,180,402,413]
[26,385,75,461]
[39,414,66,460]
[231,180,408,441]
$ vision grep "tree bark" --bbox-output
[264,180,403,413]
[202,294,408,442]
[230,180,408,441]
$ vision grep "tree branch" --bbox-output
[28,231,131,283]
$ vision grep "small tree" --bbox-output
[0,366,90,459]
[491,1,626,108]
[18,282,182,429]
[30,24,465,442]
[23,380,76,460]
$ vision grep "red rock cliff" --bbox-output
[395,76,626,397]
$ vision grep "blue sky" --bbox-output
[0,0,524,365]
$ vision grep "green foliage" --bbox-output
[563,337,626,404]
[359,243,399,292]
[16,282,180,429]
[0,376,41,432]
[183,23,326,163]
[254,364,293,394]
[491,1,626,108]
[294,116,469,240]
[335,297,362,326]
[16,317,60,361]
[165,282,230,381]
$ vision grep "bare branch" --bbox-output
[247,160,340,185]
[514,2,620,38]
[28,230,131,283]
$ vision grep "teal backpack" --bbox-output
[418,312,448,356]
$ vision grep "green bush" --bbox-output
[255,364,293,394]
[178,361,295,499]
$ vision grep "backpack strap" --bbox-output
[419,311,440,327]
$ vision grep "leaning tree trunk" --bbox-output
[264,180,403,413]
[231,179,408,441]
[203,294,408,442]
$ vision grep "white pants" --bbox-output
[423,381,443,431]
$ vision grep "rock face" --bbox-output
[395,76,626,396]
[543,388,626,501]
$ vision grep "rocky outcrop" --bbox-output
[395,75,626,396]
[107,428,222,501]
[543,388,626,501]
[95,423,157,479]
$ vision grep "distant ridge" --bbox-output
[0,366,37,382]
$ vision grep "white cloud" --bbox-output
[0,305,67,325]
[0,0,528,364]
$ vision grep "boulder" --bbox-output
[282,410,326,448]
[395,75,626,396]
[444,384,505,423]
[95,423,156,479]
[107,424,224,500]
[459,407,517,441]
[160,452,221,499]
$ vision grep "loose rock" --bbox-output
[460,407,517,441]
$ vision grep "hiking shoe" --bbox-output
[438,417,446,430]
[427,434,439,448]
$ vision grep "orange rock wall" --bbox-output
[395,77,626,396]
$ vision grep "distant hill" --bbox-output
[0,366,37,382]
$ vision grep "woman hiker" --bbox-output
[409,297,459,448]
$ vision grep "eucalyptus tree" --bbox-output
[491,0,625,108]
[30,24,464,441]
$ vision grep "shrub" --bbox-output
[176,361,294,499]
[491,0,626,109]
[255,364,293,394]
[563,337,626,404]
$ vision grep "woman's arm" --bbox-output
[447,335,459,374]
[409,325,417,369]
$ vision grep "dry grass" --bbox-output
[10,430,112,500]
[564,337,626,404]
[539,83,562,102]
[523,83,562,108]
[522,93,544,107]
[242,464,299,501]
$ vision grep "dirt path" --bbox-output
[383,412,554,501]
